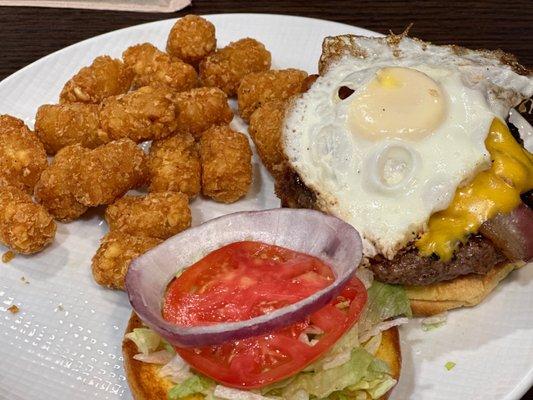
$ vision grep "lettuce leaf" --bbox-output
[260,282,409,399]
[168,375,214,399]
[304,323,359,373]
[421,312,448,331]
[365,281,412,325]
[279,347,394,399]
[280,347,374,398]
[347,358,397,399]
[125,328,161,355]
[214,385,278,399]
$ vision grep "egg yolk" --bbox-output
[348,67,446,141]
[416,118,533,261]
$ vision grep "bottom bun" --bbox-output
[405,261,525,317]
[123,313,402,400]
[123,313,200,400]
[374,325,402,400]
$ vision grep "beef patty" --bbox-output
[369,235,507,286]
[275,165,510,286]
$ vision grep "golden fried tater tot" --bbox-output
[0,185,56,254]
[199,38,271,96]
[0,115,48,194]
[123,43,197,92]
[174,87,233,139]
[200,125,252,203]
[74,139,147,207]
[248,100,287,177]
[99,86,179,143]
[34,103,107,155]
[34,145,89,221]
[237,69,308,122]
[60,56,133,104]
[92,231,161,290]
[105,192,191,240]
[166,15,216,66]
[148,134,200,197]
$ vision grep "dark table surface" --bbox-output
[0,1,532,399]
[1,0,532,80]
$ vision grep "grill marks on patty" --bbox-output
[369,235,507,286]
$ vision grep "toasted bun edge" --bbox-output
[406,261,525,316]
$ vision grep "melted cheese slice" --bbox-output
[417,118,533,261]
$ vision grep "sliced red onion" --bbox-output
[125,209,363,347]
[480,203,533,261]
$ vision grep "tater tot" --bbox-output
[74,139,148,207]
[248,100,287,176]
[105,192,191,240]
[199,38,271,96]
[174,87,234,139]
[0,115,48,194]
[166,15,216,66]
[60,55,133,104]
[92,231,161,290]
[0,185,56,254]
[200,125,252,203]
[237,69,308,122]
[122,43,197,92]
[99,86,178,142]
[34,145,89,221]
[148,134,201,197]
[34,103,107,155]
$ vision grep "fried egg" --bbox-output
[283,34,533,259]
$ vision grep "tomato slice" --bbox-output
[162,241,367,389]
[163,241,335,326]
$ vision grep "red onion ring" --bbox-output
[480,203,533,262]
[125,209,363,347]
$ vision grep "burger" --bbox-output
[275,32,533,316]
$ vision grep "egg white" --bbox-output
[284,63,499,258]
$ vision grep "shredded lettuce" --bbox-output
[305,323,359,373]
[363,332,382,356]
[293,389,309,400]
[421,312,448,331]
[445,361,456,371]
[355,267,374,289]
[159,354,193,383]
[133,281,410,400]
[161,337,176,354]
[214,385,276,399]
[347,358,397,399]
[365,281,412,325]
[133,349,174,365]
[168,375,214,400]
[349,375,397,399]
[259,282,410,399]
[278,347,390,399]
[125,328,161,355]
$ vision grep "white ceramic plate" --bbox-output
[0,14,531,400]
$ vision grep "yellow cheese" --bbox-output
[416,118,533,261]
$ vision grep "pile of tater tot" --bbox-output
[0,14,314,290]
